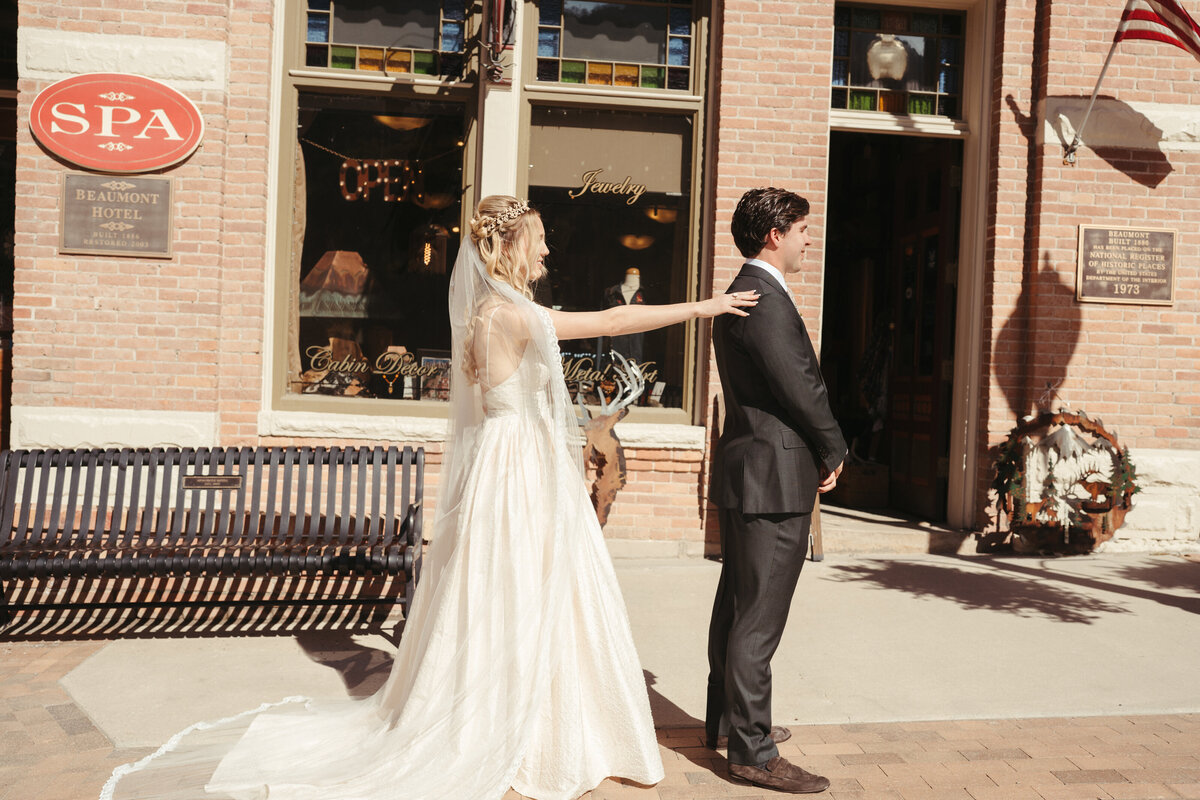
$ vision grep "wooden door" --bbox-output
[887,140,961,520]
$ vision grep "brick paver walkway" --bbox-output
[3,640,1198,800]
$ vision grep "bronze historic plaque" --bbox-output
[182,474,243,491]
[60,173,173,258]
[1077,226,1175,305]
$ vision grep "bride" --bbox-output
[103,195,757,800]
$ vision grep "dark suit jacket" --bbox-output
[711,263,848,515]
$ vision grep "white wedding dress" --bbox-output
[104,269,664,799]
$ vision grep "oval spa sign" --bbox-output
[29,73,204,173]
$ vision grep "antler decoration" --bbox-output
[578,352,645,526]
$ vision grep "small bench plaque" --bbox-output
[182,474,243,491]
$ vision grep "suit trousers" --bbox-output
[706,508,810,766]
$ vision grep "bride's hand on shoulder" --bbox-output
[698,290,759,319]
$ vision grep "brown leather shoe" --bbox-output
[707,724,792,750]
[728,755,830,793]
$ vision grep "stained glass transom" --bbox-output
[305,0,468,79]
[831,3,965,119]
[536,0,693,91]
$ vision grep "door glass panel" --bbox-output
[831,3,965,119]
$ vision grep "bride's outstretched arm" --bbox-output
[544,292,758,341]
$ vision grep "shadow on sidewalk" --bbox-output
[0,573,403,641]
[295,630,397,697]
[822,557,1132,623]
[984,557,1200,617]
[645,669,730,783]
[1116,558,1200,595]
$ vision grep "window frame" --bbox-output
[828,0,981,137]
[518,1,711,427]
[270,0,481,419]
[830,2,968,122]
[530,0,698,94]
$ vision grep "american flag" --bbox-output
[1115,0,1200,62]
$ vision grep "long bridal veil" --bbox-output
[103,239,598,800]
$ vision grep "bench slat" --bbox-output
[29,450,55,544]
[369,447,383,549]
[310,446,325,545]
[94,449,121,550]
[110,449,134,549]
[14,450,41,544]
[0,451,18,543]
[324,447,339,547]
[77,451,101,546]
[168,449,192,549]
[232,449,251,544]
[62,451,85,548]
[384,447,398,548]
[296,447,312,545]
[152,448,174,543]
[211,447,238,546]
[338,448,352,547]
[354,448,367,551]
[121,449,145,548]
[195,448,220,546]
[140,448,161,538]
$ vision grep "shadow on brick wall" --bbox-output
[992,252,1082,421]
[1045,94,1173,189]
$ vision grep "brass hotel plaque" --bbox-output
[1077,226,1175,305]
[60,173,173,258]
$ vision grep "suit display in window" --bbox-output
[602,267,645,362]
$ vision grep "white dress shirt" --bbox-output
[744,257,794,302]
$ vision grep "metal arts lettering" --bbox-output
[562,355,658,385]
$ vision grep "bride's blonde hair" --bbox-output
[462,195,541,382]
[469,195,541,299]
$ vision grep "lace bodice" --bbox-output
[477,304,560,420]
[482,347,552,419]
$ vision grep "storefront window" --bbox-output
[291,92,465,401]
[305,0,468,78]
[831,3,965,118]
[536,0,694,91]
[529,106,693,409]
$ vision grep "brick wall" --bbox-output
[979,0,1043,525]
[599,448,706,544]
[702,0,836,539]
[12,0,270,439]
[981,0,1200,527]
[217,0,274,443]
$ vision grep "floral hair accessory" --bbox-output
[480,201,530,236]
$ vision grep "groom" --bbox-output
[707,187,847,793]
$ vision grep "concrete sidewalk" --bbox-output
[1,552,1198,799]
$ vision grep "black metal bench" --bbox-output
[0,445,424,614]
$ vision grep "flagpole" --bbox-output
[1063,36,1122,165]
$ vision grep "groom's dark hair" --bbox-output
[731,188,810,259]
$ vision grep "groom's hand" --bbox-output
[817,461,844,494]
